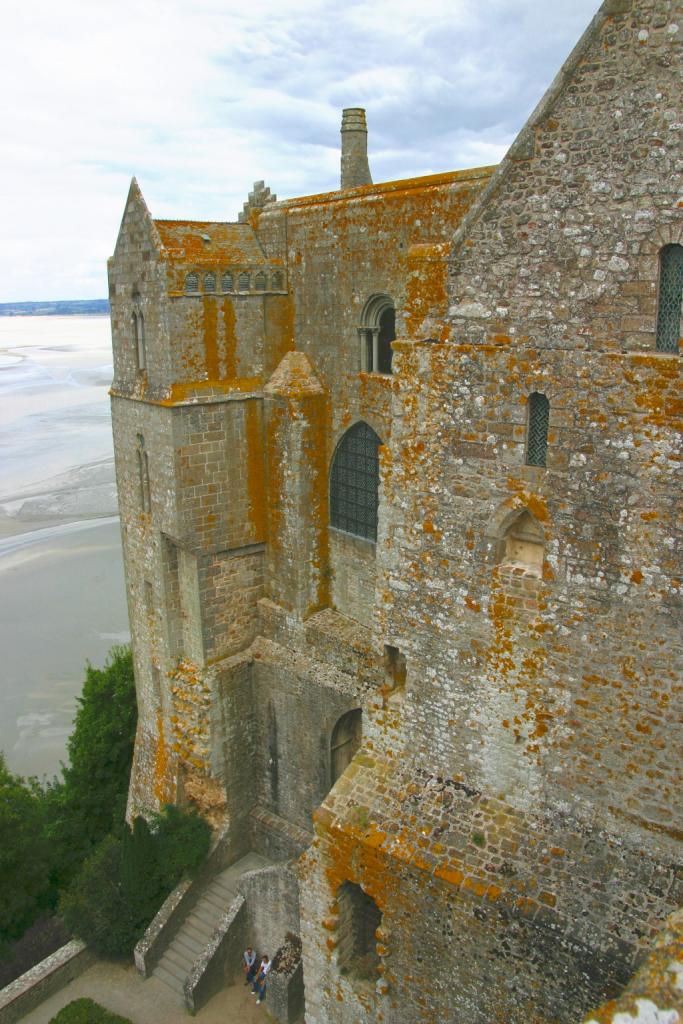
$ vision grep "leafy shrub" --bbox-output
[49,998,132,1023]
[0,754,52,949]
[61,807,211,957]
[151,803,211,891]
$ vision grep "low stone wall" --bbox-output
[0,940,95,1024]
[184,895,246,1014]
[134,878,193,977]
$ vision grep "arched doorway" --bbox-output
[330,708,362,785]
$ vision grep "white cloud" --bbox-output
[1,0,597,300]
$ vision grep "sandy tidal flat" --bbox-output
[0,317,129,778]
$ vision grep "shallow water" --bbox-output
[0,317,130,778]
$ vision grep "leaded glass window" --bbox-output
[330,422,381,541]
[238,272,250,291]
[185,273,199,293]
[254,271,267,291]
[204,272,216,292]
[221,272,233,292]
[656,244,683,353]
[526,393,549,468]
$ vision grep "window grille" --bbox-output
[656,244,683,353]
[185,273,199,293]
[272,271,284,290]
[254,271,266,291]
[330,422,381,541]
[238,272,250,291]
[221,272,233,292]
[526,393,549,467]
[204,272,216,292]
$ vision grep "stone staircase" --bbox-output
[152,852,270,998]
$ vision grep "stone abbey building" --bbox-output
[109,1,682,1020]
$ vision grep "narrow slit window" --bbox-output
[656,244,683,353]
[135,312,146,371]
[136,434,151,512]
[526,393,550,468]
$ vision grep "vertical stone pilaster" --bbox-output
[264,352,330,618]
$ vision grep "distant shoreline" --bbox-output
[0,299,109,317]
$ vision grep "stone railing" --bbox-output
[183,895,247,1013]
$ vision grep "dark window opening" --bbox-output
[221,272,233,292]
[238,272,250,291]
[330,422,381,542]
[377,307,395,374]
[254,271,267,291]
[185,273,199,293]
[656,244,683,353]
[204,272,216,292]
[384,645,406,691]
[136,434,151,512]
[331,709,362,785]
[134,312,146,371]
[336,882,381,982]
[526,392,550,467]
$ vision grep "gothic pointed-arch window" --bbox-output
[185,273,199,293]
[526,392,550,467]
[656,244,683,353]
[330,422,381,542]
[358,294,395,374]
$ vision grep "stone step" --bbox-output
[207,879,237,900]
[164,945,194,974]
[191,903,221,929]
[203,886,234,910]
[182,919,214,946]
[173,931,205,960]
[158,953,188,983]
[153,963,185,995]
[199,893,231,917]
[185,912,216,940]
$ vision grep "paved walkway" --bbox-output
[20,960,273,1024]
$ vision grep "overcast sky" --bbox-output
[1,0,600,302]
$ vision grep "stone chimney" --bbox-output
[340,108,372,189]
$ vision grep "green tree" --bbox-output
[0,754,52,947]
[59,834,137,957]
[152,803,211,891]
[45,646,137,887]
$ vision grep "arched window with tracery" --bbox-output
[656,244,683,353]
[358,294,395,374]
[330,422,381,541]
[526,392,550,467]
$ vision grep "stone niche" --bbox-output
[498,509,544,576]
